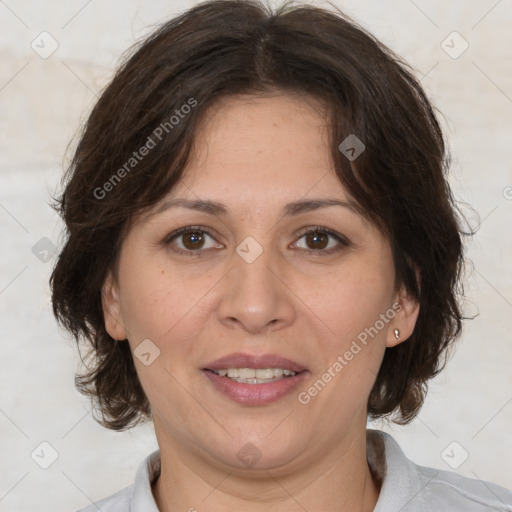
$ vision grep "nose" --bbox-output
[216,247,296,335]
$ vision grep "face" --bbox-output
[103,93,419,474]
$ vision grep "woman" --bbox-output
[50,0,512,510]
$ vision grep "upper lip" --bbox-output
[203,353,307,372]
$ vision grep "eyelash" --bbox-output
[164,225,351,257]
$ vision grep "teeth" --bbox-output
[215,368,297,379]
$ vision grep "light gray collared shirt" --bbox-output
[76,430,512,511]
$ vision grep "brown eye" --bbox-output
[304,231,329,250]
[294,227,349,254]
[166,227,222,255]
[182,231,205,250]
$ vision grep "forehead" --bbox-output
[170,93,347,204]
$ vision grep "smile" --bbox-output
[203,368,308,405]
[211,367,297,383]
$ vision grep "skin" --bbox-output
[102,93,420,512]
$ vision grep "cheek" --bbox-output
[306,257,394,346]
[297,290,390,422]
[297,256,393,405]
[117,252,218,354]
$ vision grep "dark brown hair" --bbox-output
[51,0,468,430]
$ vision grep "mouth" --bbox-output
[204,367,300,384]
[203,352,307,373]
[202,353,309,405]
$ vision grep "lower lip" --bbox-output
[203,370,308,405]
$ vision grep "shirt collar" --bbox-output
[130,448,161,512]
[367,429,426,512]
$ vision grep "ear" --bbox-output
[101,271,128,341]
[386,269,421,348]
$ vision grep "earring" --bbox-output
[393,328,401,341]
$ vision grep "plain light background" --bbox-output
[1,1,511,511]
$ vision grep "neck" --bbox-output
[151,427,380,512]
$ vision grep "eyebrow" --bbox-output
[151,197,362,217]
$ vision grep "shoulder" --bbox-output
[72,449,161,512]
[368,429,512,512]
[415,463,512,511]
